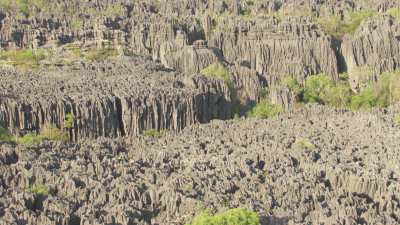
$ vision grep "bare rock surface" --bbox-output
[1,105,399,225]
[0,57,232,139]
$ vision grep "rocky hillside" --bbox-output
[1,1,400,225]
[1,105,400,224]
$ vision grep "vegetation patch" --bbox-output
[247,101,282,119]
[0,49,47,69]
[84,48,119,62]
[387,8,400,23]
[14,124,68,147]
[0,126,13,142]
[28,184,50,196]
[64,113,75,129]
[201,63,232,86]
[350,70,400,111]
[318,9,377,39]
[143,129,164,138]
[295,139,316,150]
[394,113,400,124]
[187,208,260,225]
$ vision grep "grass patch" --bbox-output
[0,126,13,142]
[201,63,232,85]
[28,184,50,196]
[143,129,164,138]
[64,113,75,129]
[14,124,68,147]
[247,101,282,119]
[187,208,260,225]
[295,139,316,150]
[394,113,400,124]
[318,9,377,39]
[387,8,400,23]
[350,70,400,111]
[0,49,47,69]
[84,48,119,62]
[303,74,334,104]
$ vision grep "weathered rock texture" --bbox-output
[2,0,400,104]
[1,105,399,225]
[0,58,232,139]
[342,16,400,89]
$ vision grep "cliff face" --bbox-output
[0,59,232,139]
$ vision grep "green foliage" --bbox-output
[387,8,400,23]
[350,71,400,111]
[0,49,46,69]
[201,63,232,86]
[282,76,303,100]
[84,48,119,62]
[143,129,164,138]
[40,124,69,141]
[295,139,316,150]
[64,113,75,129]
[321,82,352,108]
[349,86,377,111]
[187,208,260,225]
[15,124,68,146]
[303,74,334,103]
[15,133,44,147]
[394,113,400,124]
[28,184,50,196]
[0,126,13,142]
[318,9,377,39]
[247,101,282,119]
[0,0,47,16]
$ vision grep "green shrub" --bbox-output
[28,184,50,196]
[84,48,119,62]
[247,101,282,119]
[15,124,68,146]
[0,126,13,142]
[187,208,260,225]
[350,70,400,110]
[143,129,164,138]
[303,74,334,103]
[64,113,75,129]
[349,86,377,111]
[321,81,352,108]
[295,139,316,150]
[201,63,232,86]
[40,124,69,141]
[15,133,44,147]
[387,8,400,23]
[318,9,377,39]
[0,49,47,68]
[394,113,400,124]
[282,76,303,100]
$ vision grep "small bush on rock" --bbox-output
[15,124,68,147]
[394,113,400,124]
[295,139,316,150]
[187,208,260,225]
[387,8,400,23]
[28,184,50,196]
[303,74,334,104]
[318,9,376,39]
[143,129,164,138]
[201,63,232,85]
[0,126,13,142]
[247,101,282,119]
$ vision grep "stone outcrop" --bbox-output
[1,105,399,224]
[0,58,232,140]
[342,16,400,89]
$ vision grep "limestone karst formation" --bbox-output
[1,0,400,224]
